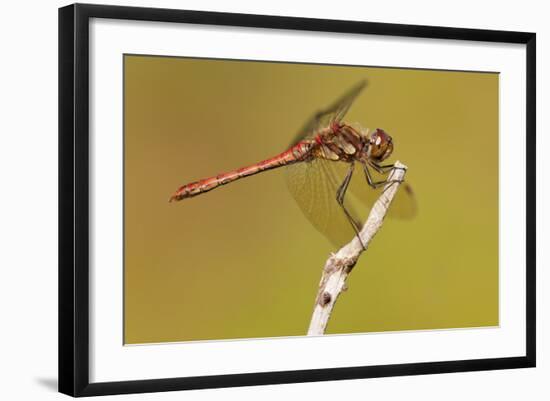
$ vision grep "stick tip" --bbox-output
[394,160,408,170]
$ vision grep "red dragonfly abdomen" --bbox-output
[169,141,313,202]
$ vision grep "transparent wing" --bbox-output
[289,80,367,146]
[285,159,364,247]
[284,80,415,246]
[392,182,417,219]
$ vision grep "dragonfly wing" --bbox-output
[285,159,364,247]
[392,182,417,219]
[289,80,367,146]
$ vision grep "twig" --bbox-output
[307,161,408,336]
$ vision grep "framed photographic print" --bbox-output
[58,3,536,397]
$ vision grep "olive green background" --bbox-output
[124,55,499,344]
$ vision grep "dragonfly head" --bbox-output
[366,128,394,162]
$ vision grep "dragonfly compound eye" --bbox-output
[368,129,393,161]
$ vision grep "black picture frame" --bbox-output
[59,3,536,397]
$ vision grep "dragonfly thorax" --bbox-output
[314,124,394,164]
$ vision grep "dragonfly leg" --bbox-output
[371,162,407,175]
[336,163,366,249]
[363,162,390,188]
[363,162,404,191]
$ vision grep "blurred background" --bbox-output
[124,55,498,344]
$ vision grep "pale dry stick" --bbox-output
[307,161,408,336]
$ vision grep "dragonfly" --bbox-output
[170,80,416,247]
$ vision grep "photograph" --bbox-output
[123,55,499,344]
[53,2,537,397]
